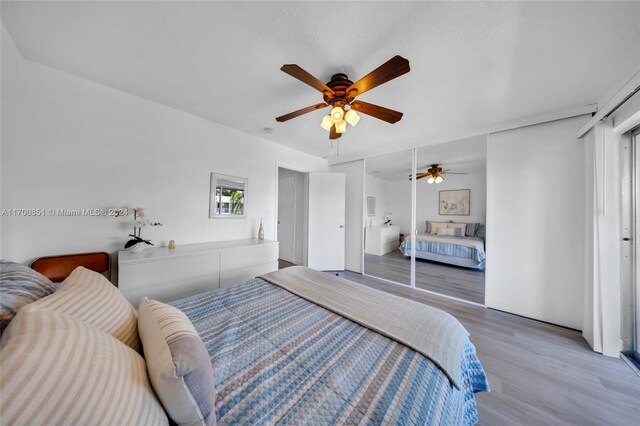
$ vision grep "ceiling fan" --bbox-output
[275,56,410,140]
[410,164,468,184]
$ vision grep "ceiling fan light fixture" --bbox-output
[331,106,344,123]
[435,175,444,184]
[335,119,347,134]
[427,176,435,184]
[320,114,333,131]
[344,109,360,126]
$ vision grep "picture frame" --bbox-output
[367,196,376,217]
[439,189,470,216]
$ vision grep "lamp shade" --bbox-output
[345,109,360,126]
[331,106,344,123]
[435,175,444,184]
[427,177,435,184]
[320,114,333,131]
[335,119,347,133]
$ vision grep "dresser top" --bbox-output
[118,239,277,263]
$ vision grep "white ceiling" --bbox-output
[366,135,487,181]
[2,1,639,161]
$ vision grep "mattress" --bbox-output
[171,277,489,425]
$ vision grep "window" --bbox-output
[209,174,247,218]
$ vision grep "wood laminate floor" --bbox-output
[332,270,640,425]
[364,249,485,304]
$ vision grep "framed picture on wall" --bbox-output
[439,189,470,216]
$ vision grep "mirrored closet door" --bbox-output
[362,138,487,305]
[414,139,487,304]
[363,150,413,286]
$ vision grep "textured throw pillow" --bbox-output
[30,266,141,351]
[465,223,480,237]
[438,228,462,237]
[138,298,216,426]
[0,307,169,426]
[0,260,56,334]
[448,223,467,235]
[429,221,449,235]
[477,224,486,238]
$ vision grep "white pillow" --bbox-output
[30,266,141,352]
[0,307,168,426]
[430,221,449,235]
[138,298,216,426]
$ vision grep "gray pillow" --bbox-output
[138,298,216,426]
[465,223,480,237]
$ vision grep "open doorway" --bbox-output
[277,168,307,267]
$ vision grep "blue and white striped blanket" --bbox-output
[172,278,489,425]
[400,235,486,262]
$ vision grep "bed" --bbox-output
[1,256,489,425]
[400,222,486,270]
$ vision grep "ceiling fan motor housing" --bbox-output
[324,73,354,107]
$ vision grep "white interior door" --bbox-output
[307,172,345,271]
[278,173,296,263]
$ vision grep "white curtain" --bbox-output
[583,120,622,357]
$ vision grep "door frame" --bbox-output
[275,163,310,265]
[632,130,639,364]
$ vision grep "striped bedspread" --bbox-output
[400,235,486,262]
[171,278,489,425]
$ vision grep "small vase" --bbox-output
[258,219,264,240]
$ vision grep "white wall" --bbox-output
[329,160,364,273]
[486,115,590,330]
[0,26,326,264]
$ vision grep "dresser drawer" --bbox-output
[220,244,278,271]
[119,252,220,291]
[381,232,399,245]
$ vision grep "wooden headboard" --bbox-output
[29,252,111,283]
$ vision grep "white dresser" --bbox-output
[118,239,278,306]
[365,225,400,256]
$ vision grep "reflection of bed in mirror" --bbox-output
[400,221,486,270]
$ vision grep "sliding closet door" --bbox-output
[363,150,414,286]
[413,141,487,304]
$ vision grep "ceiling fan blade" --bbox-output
[346,56,410,99]
[281,64,335,97]
[351,100,403,124]
[442,172,468,175]
[409,174,429,181]
[276,103,328,122]
[329,124,342,140]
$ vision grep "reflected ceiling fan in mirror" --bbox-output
[275,56,410,141]
[410,164,468,184]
